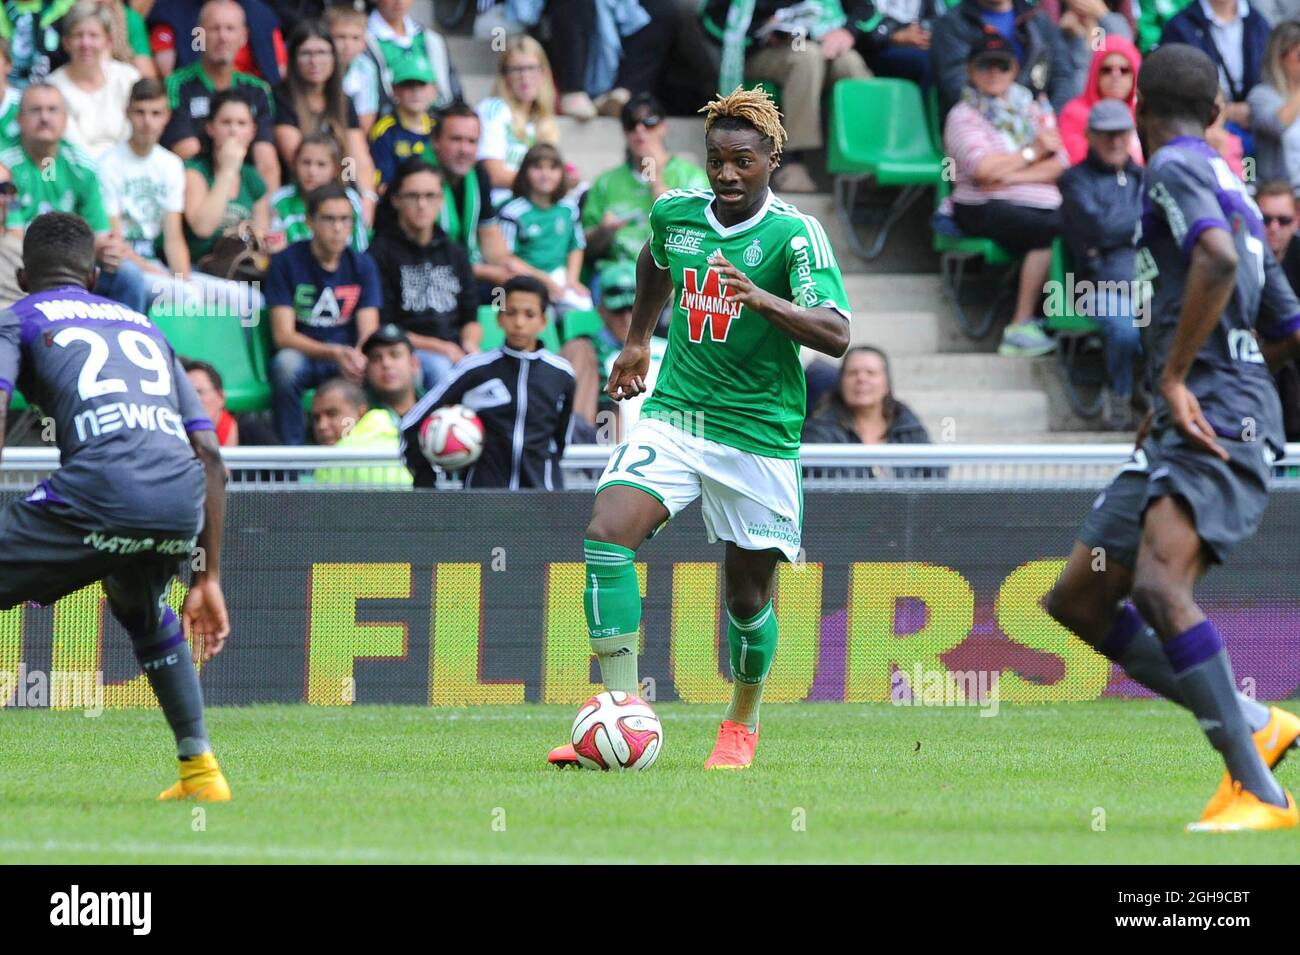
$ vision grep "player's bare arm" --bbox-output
[711,253,849,357]
[184,427,231,661]
[1161,228,1237,461]
[606,241,672,401]
[1260,332,1300,371]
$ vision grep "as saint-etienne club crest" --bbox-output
[742,238,764,268]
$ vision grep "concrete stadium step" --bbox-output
[841,276,1006,354]
[460,73,494,106]
[445,35,491,70]
[888,353,1041,391]
[904,388,1050,439]
[841,273,947,315]
[792,191,942,276]
[846,311,944,356]
[414,0,436,29]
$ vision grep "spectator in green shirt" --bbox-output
[498,142,589,315]
[0,39,20,151]
[580,92,707,280]
[1,82,150,311]
[1134,0,1194,53]
[182,87,270,264]
[0,0,77,87]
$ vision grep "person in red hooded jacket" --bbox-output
[1058,35,1142,166]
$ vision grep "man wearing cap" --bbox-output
[265,183,383,444]
[581,92,708,276]
[363,322,422,419]
[932,0,1077,117]
[1059,98,1144,429]
[369,54,439,191]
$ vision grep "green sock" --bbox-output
[724,600,778,731]
[584,539,641,695]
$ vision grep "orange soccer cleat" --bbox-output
[1188,783,1298,833]
[1200,706,1300,820]
[547,742,580,767]
[704,720,759,771]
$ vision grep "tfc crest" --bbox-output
[679,267,742,343]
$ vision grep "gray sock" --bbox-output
[134,609,211,757]
[1165,623,1285,808]
[1123,628,1270,731]
[1100,606,1269,731]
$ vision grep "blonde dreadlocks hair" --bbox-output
[698,86,788,159]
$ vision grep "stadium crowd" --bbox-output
[8,0,1300,483]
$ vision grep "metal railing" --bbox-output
[5,443,1300,490]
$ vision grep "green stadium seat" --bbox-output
[476,304,563,353]
[1045,239,1102,335]
[828,77,944,260]
[249,311,274,385]
[755,80,782,109]
[926,85,1019,340]
[1046,238,1105,418]
[150,304,271,413]
[558,308,604,344]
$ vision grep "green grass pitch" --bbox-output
[1,701,1296,863]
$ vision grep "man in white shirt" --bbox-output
[1159,0,1270,129]
[101,76,260,318]
[100,78,190,284]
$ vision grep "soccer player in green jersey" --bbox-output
[548,87,852,771]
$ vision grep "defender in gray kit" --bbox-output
[0,212,234,801]
[1043,45,1300,832]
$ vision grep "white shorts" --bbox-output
[596,418,803,561]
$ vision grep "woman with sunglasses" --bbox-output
[1248,20,1300,194]
[943,32,1066,357]
[1048,0,1136,92]
[1058,34,1142,166]
[581,92,707,273]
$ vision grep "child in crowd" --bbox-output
[100,78,189,284]
[364,0,460,113]
[271,132,369,252]
[400,275,575,489]
[327,3,378,137]
[368,54,437,192]
[497,143,589,314]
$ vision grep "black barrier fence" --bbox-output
[2,488,1299,708]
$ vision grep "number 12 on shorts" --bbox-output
[608,444,657,478]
